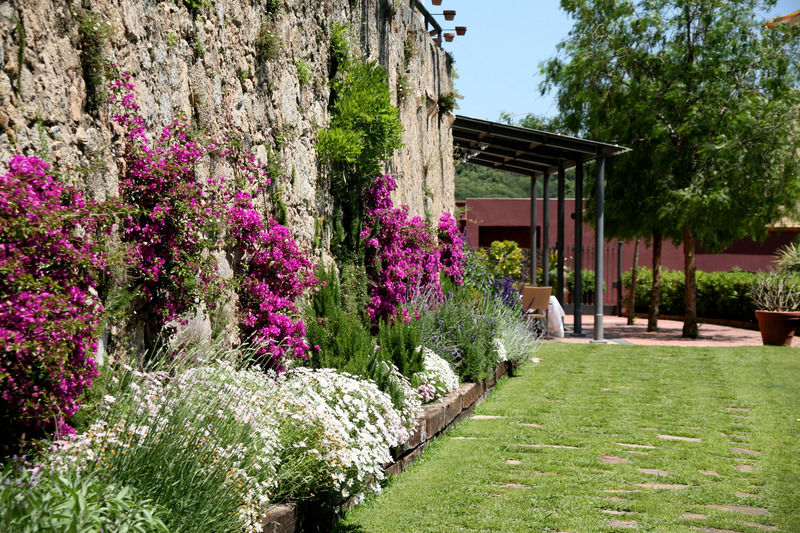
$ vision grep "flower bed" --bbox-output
[261,360,516,533]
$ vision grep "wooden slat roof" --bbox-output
[453,115,630,176]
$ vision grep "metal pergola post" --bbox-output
[530,175,538,285]
[556,164,565,305]
[573,162,584,336]
[542,173,551,287]
[593,157,606,343]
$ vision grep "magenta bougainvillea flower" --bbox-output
[0,155,108,442]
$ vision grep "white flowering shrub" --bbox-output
[413,347,460,402]
[494,337,508,362]
[383,361,424,434]
[49,362,282,533]
[496,305,541,364]
[42,350,422,528]
[273,367,409,505]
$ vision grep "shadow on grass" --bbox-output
[331,524,368,533]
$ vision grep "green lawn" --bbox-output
[336,344,800,532]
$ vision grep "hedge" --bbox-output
[622,267,758,324]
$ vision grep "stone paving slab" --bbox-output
[659,434,702,442]
[705,505,769,516]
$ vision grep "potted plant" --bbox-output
[432,0,442,5]
[751,272,800,346]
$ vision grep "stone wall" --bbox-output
[0,0,455,253]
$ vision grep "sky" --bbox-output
[435,0,800,122]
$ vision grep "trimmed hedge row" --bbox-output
[623,267,758,324]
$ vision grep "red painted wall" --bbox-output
[459,198,798,276]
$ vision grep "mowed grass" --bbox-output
[336,343,800,533]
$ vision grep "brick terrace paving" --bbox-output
[551,315,795,347]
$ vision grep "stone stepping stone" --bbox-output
[735,464,755,473]
[637,482,689,490]
[607,497,626,502]
[520,443,581,449]
[472,415,505,420]
[692,527,742,533]
[683,513,708,520]
[616,442,657,449]
[743,522,777,531]
[602,509,630,516]
[731,447,763,456]
[700,470,721,477]
[729,414,751,419]
[518,422,543,428]
[502,483,530,489]
[705,505,769,516]
[600,455,630,464]
[638,468,674,476]
[609,520,637,528]
[736,492,762,499]
[505,459,522,465]
[659,434,702,443]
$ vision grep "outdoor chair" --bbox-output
[520,285,552,337]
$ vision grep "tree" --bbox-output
[543,0,800,337]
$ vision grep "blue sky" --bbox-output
[436,0,800,122]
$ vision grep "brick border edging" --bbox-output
[261,360,515,533]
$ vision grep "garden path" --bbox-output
[337,342,800,532]
[554,315,779,347]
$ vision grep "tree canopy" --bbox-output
[542,0,800,336]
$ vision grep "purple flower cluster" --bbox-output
[228,192,318,371]
[111,73,318,370]
[0,156,107,442]
[437,212,464,285]
[362,175,442,324]
[110,75,227,331]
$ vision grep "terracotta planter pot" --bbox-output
[432,0,442,5]
[443,9,456,20]
[455,26,467,36]
[754,310,800,346]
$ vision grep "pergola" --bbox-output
[453,115,630,341]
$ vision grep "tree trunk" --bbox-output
[627,238,640,325]
[683,225,698,338]
[647,232,662,332]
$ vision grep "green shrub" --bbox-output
[416,284,497,382]
[303,266,411,413]
[317,24,403,258]
[623,267,760,323]
[1,465,168,533]
[566,269,606,297]
[295,59,312,87]
[438,91,457,115]
[77,7,111,114]
[774,241,800,273]
[478,240,523,280]
[256,21,281,63]
[377,318,423,378]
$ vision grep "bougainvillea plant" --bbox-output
[361,175,441,324]
[227,192,318,371]
[111,73,318,369]
[437,212,464,285]
[0,156,109,447]
[110,74,230,337]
